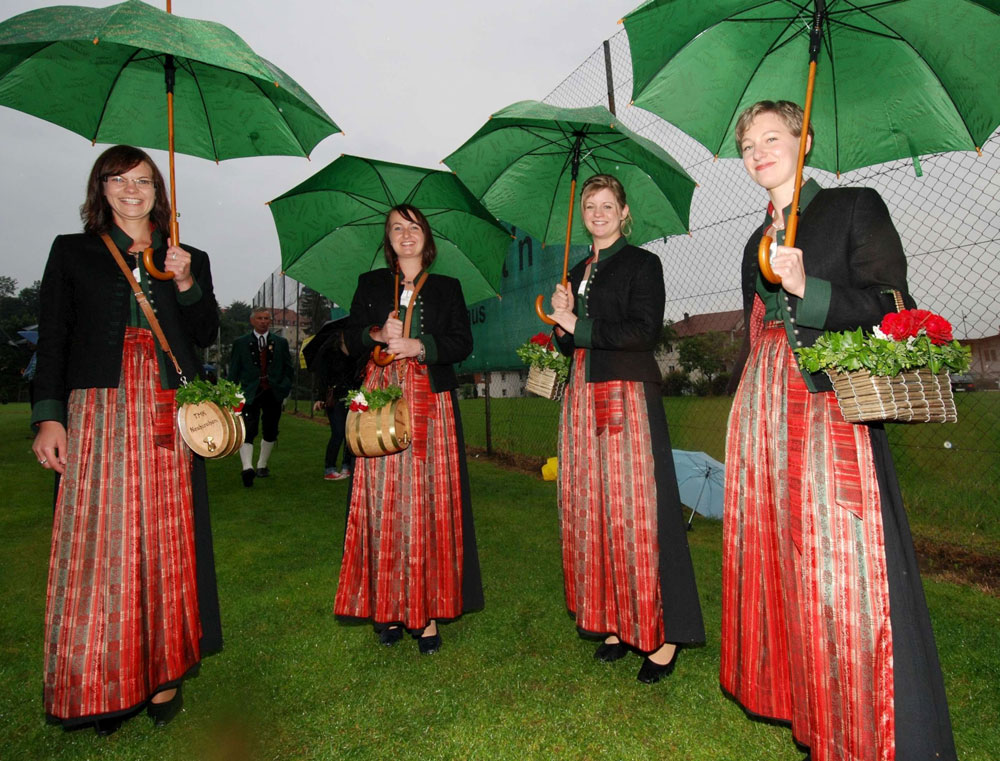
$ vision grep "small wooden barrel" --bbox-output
[178,401,244,458]
[346,399,411,456]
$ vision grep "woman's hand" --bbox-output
[385,337,423,359]
[771,244,806,298]
[548,283,577,334]
[164,239,194,292]
[33,420,67,475]
[550,282,574,313]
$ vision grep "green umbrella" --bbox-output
[0,0,340,272]
[624,0,1000,282]
[268,154,512,311]
[625,0,1000,173]
[444,99,696,323]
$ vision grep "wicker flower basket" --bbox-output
[827,367,957,424]
[525,366,566,401]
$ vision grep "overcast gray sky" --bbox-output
[0,0,638,305]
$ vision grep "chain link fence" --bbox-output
[470,29,999,510]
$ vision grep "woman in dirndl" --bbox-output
[548,174,704,684]
[334,204,483,654]
[721,100,956,761]
[31,145,221,735]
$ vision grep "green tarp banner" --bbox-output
[457,225,588,374]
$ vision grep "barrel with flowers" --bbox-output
[517,332,571,401]
[344,385,410,456]
[175,377,246,458]
[795,308,971,424]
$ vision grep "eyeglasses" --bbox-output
[103,175,156,190]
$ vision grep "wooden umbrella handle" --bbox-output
[536,175,579,325]
[757,58,818,286]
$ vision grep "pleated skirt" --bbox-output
[335,359,483,630]
[721,325,955,761]
[44,328,202,724]
[558,350,704,651]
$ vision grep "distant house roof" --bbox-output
[671,309,744,338]
[269,308,298,326]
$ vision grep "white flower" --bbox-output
[872,325,889,340]
[352,391,367,406]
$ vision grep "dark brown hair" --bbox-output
[383,204,437,271]
[734,100,815,154]
[81,145,171,235]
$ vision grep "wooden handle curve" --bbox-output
[372,346,394,366]
[757,234,781,284]
[143,248,175,281]
[535,293,556,326]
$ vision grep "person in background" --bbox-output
[721,100,956,761]
[548,173,704,684]
[31,144,222,735]
[228,307,294,487]
[312,322,363,481]
[334,204,483,654]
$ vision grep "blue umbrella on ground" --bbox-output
[672,449,725,528]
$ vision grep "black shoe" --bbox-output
[637,647,679,684]
[147,687,183,727]
[241,468,255,487]
[418,632,441,655]
[93,717,122,736]
[594,641,629,663]
[255,466,270,478]
[378,626,403,647]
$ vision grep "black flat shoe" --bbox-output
[637,648,679,684]
[594,641,629,663]
[256,466,270,478]
[241,468,255,487]
[93,717,122,736]
[418,632,441,655]
[378,626,403,646]
[147,687,183,727]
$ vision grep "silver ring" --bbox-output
[39,458,47,465]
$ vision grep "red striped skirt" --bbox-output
[720,325,894,761]
[558,350,664,652]
[44,327,201,722]
[334,359,466,629]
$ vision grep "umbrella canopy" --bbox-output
[672,449,725,525]
[301,317,349,371]
[444,99,696,247]
[269,155,512,310]
[17,329,39,345]
[624,0,1000,175]
[0,0,340,161]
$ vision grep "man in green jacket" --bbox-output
[228,307,294,487]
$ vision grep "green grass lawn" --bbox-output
[2,404,998,760]
[460,393,1000,553]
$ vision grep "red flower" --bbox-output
[922,314,954,345]
[233,402,244,413]
[881,309,954,345]
[881,311,918,340]
[530,332,553,349]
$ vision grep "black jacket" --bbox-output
[32,229,218,425]
[554,238,664,384]
[733,185,912,392]
[345,269,472,393]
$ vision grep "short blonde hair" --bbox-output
[734,100,815,153]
